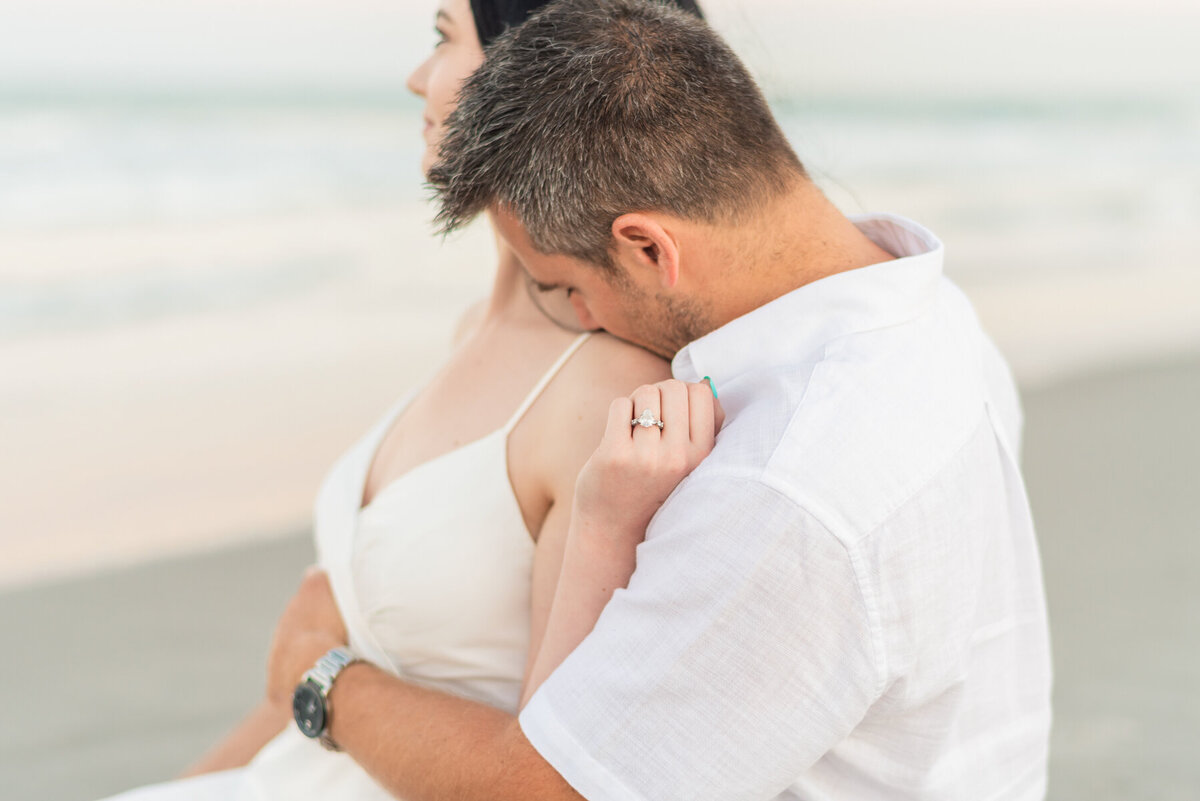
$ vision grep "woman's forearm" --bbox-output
[519,515,639,709]
[178,698,290,777]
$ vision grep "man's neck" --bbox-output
[700,181,897,328]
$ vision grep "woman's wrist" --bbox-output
[562,516,641,599]
[569,500,651,554]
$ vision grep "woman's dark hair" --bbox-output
[470,0,703,48]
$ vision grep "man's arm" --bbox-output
[331,661,582,800]
[266,570,582,801]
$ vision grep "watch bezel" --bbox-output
[292,679,327,739]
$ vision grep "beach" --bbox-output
[3,352,1198,800]
[2,102,1198,801]
[3,0,1199,796]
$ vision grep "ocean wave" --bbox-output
[0,253,351,341]
[0,104,424,229]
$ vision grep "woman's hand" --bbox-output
[518,379,722,708]
[572,379,724,550]
[265,567,349,708]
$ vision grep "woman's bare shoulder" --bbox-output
[507,332,668,525]
[567,331,671,394]
[524,333,670,482]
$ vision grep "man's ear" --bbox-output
[611,213,680,288]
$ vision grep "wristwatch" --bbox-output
[292,646,361,751]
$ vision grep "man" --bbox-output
[269,1,1052,798]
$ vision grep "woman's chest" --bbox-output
[336,437,535,708]
[360,331,568,509]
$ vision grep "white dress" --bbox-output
[102,333,591,801]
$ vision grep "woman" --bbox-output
[100,0,708,798]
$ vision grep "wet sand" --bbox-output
[2,352,1198,800]
[1021,353,1200,799]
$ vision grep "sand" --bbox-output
[1021,354,1200,799]
[2,352,1198,800]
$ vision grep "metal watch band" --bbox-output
[301,646,360,750]
[301,646,359,693]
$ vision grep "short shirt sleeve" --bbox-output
[518,475,884,801]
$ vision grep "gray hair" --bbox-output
[429,0,805,270]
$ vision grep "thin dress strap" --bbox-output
[501,333,592,435]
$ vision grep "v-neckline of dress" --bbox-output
[355,332,592,511]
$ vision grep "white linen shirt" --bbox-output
[519,214,1052,801]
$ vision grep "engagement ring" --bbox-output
[632,409,665,430]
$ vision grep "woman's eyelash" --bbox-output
[528,275,575,298]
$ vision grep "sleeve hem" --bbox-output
[519,691,650,801]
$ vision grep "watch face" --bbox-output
[293,681,326,738]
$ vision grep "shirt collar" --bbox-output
[672,213,945,383]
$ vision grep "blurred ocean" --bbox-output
[3,88,1197,345]
[0,92,425,340]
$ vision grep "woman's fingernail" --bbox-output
[703,376,718,399]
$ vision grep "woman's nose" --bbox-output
[406,57,431,98]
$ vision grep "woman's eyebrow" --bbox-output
[436,10,453,25]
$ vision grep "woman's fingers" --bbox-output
[576,381,722,534]
[603,379,720,470]
[687,381,716,449]
[605,396,635,445]
[659,379,691,452]
[628,379,722,456]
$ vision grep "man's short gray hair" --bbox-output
[429,0,805,270]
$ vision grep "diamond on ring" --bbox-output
[632,408,664,430]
